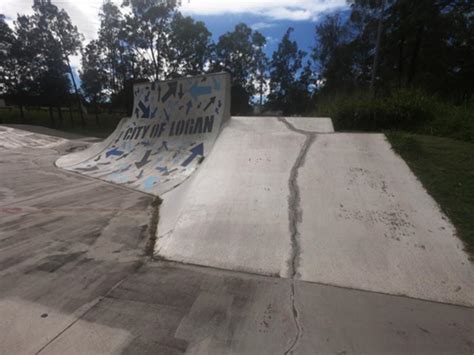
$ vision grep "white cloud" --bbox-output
[181,0,347,20]
[251,22,275,30]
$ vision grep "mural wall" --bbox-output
[56,72,231,195]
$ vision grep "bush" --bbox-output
[315,89,474,142]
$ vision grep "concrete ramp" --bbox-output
[56,72,230,195]
[0,126,66,149]
[156,116,474,307]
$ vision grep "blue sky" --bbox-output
[2,0,349,80]
[193,13,322,59]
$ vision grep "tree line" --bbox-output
[0,0,472,124]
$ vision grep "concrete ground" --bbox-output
[0,125,473,354]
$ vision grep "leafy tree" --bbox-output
[5,2,83,124]
[0,15,16,96]
[121,0,179,81]
[315,0,474,101]
[313,13,358,94]
[81,40,108,124]
[215,23,267,114]
[97,0,124,95]
[267,27,307,114]
[167,13,213,77]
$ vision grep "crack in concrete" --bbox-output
[277,117,316,355]
[145,196,163,258]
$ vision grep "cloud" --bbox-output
[181,0,347,21]
[251,22,275,31]
[2,0,113,42]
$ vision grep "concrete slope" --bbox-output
[0,126,66,149]
[156,116,474,307]
[56,72,230,195]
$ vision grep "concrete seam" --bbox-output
[34,271,134,354]
[277,117,316,355]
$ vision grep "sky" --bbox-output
[1,0,349,81]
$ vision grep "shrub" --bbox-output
[315,89,474,142]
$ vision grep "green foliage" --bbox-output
[315,89,474,142]
[387,132,474,255]
[267,27,313,114]
[167,13,213,77]
[315,0,474,101]
[1,2,82,108]
[214,23,268,114]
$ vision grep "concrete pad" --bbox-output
[0,145,153,353]
[36,263,474,354]
[1,136,473,354]
[298,133,474,306]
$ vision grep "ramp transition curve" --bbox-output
[56,72,230,195]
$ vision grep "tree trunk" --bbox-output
[407,25,424,86]
[69,105,74,128]
[370,0,386,94]
[57,106,64,127]
[49,106,55,127]
[150,35,159,81]
[19,105,25,123]
[398,34,405,88]
[65,55,85,127]
[94,100,100,127]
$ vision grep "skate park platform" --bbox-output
[1,72,472,353]
[54,72,473,307]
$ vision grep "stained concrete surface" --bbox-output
[0,125,473,354]
[156,116,474,307]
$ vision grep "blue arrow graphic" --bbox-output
[106,147,124,158]
[181,143,204,167]
[190,84,212,100]
[186,100,193,115]
[143,176,159,191]
[138,101,150,118]
[135,150,152,169]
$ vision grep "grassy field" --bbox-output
[0,107,122,138]
[387,132,474,257]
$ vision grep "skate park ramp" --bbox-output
[56,72,230,195]
[0,125,67,149]
[156,116,474,307]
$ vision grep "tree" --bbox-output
[0,15,15,96]
[121,0,179,81]
[167,13,213,77]
[97,0,124,96]
[81,40,108,125]
[5,2,83,125]
[315,0,474,101]
[215,23,267,114]
[313,13,357,94]
[267,27,307,114]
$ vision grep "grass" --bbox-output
[387,132,474,256]
[0,107,123,138]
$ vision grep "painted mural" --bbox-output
[56,72,231,195]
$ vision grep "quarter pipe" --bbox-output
[56,72,230,195]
